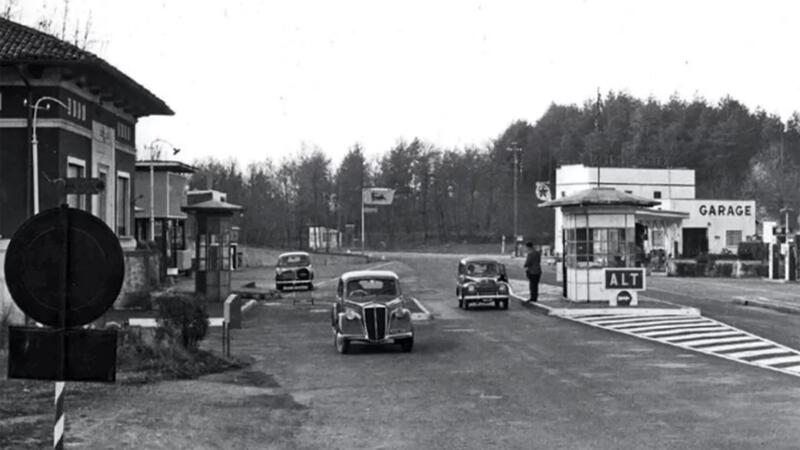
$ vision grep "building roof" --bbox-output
[0,17,173,117]
[278,251,310,258]
[180,199,243,214]
[135,160,196,174]
[539,187,661,208]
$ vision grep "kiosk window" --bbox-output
[566,228,633,268]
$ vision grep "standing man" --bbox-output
[523,242,542,302]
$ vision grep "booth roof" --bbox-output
[181,199,244,213]
[539,187,660,208]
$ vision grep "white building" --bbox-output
[553,164,757,257]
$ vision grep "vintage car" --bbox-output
[274,251,314,291]
[330,270,414,354]
[456,257,510,310]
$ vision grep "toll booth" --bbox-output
[541,187,658,305]
[181,199,243,303]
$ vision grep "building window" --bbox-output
[116,122,131,141]
[66,156,86,210]
[561,191,566,198]
[726,230,743,247]
[116,171,131,236]
[96,165,109,223]
[565,228,634,268]
[653,191,662,199]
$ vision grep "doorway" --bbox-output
[682,228,708,257]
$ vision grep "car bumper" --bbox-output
[463,294,508,301]
[276,279,312,286]
[338,331,413,343]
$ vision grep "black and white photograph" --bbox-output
[2,1,800,448]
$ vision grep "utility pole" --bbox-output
[507,142,522,252]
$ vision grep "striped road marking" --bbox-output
[560,311,800,378]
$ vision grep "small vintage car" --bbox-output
[274,251,314,291]
[456,257,510,310]
[331,270,414,354]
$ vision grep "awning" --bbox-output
[635,209,689,222]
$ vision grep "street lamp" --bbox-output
[26,96,69,215]
[143,138,180,242]
[506,142,522,251]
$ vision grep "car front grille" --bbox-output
[363,305,387,340]
[297,268,310,280]
[477,280,497,295]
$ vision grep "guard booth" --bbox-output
[182,199,243,303]
[541,187,656,305]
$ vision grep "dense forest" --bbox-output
[189,92,800,250]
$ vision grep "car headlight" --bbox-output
[386,298,403,308]
[393,308,410,319]
[498,284,508,293]
[344,308,361,320]
[466,284,476,293]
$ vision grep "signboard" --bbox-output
[363,188,395,205]
[603,268,646,291]
[363,207,378,214]
[64,177,105,195]
[535,182,551,201]
[4,206,124,327]
[616,290,633,306]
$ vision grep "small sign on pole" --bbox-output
[63,177,105,195]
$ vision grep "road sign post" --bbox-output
[5,204,123,449]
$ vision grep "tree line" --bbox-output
[189,92,800,250]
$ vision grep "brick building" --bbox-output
[0,17,173,239]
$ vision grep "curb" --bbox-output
[733,296,800,315]
[508,286,700,317]
[409,296,433,321]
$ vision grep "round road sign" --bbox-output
[4,206,124,327]
[616,290,632,306]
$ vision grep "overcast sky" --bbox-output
[13,0,800,166]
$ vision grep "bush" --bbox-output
[709,260,735,277]
[154,294,209,350]
[738,242,768,261]
[116,325,245,380]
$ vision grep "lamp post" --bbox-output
[144,138,180,242]
[507,142,522,251]
[26,96,69,215]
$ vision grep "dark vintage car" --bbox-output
[274,251,314,291]
[456,257,509,310]
[330,270,414,354]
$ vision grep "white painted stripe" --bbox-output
[209,317,224,327]
[682,336,754,347]
[783,365,800,373]
[699,341,770,353]
[55,381,65,399]
[754,355,800,366]
[54,415,64,444]
[664,331,743,342]
[614,319,711,331]
[641,326,727,338]
[725,348,789,359]
[588,315,682,325]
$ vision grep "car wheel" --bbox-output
[308,283,314,291]
[398,337,414,353]
[463,298,469,310]
[276,285,283,292]
[495,300,501,309]
[458,296,463,309]
[502,299,509,310]
[335,332,349,354]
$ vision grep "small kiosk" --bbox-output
[541,187,657,305]
[181,199,243,303]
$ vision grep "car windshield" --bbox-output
[345,278,398,301]
[278,255,310,267]
[465,262,499,277]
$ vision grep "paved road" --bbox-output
[216,254,800,448]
